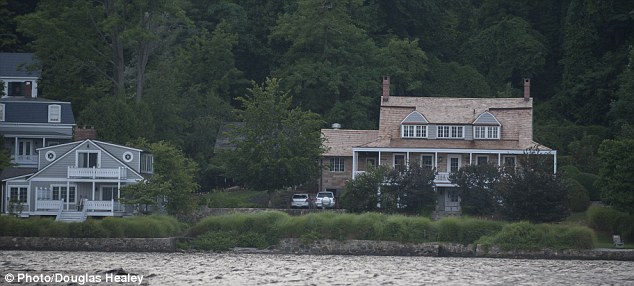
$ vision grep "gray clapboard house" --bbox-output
[2,139,154,220]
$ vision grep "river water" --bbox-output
[1,251,633,285]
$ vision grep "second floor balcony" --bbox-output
[67,166,127,179]
[11,154,38,166]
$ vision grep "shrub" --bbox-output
[567,179,590,212]
[478,222,594,250]
[587,205,634,241]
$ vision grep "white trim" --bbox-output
[420,154,434,169]
[50,184,77,204]
[400,111,429,124]
[473,125,500,139]
[28,177,140,183]
[48,104,61,123]
[353,147,557,155]
[75,149,101,168]
[472,111,502,125]
[122,151,134,163]
[45,150,56,162]
[401,124,428,138]
[99,185,118,200]
[0,103,5,121]
[437,125,464,139]
[447,155,461,173]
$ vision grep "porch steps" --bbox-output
[56,211,86,223]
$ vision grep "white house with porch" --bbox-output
[320,77,557,215]
[2,139,153,221]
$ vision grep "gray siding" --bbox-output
[428,124,437,139]
[97,142,141,172]
[464,125,473,140]
[39,142,80,169]
[402,111,428,124]
[473,112,500,125]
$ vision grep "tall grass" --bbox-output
[477,221,595,250]
[185,211,587,251]
[0,215,185,238]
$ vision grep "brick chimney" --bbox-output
[74,126,97,141]
[382,76,390,102]
[523,78,531,101]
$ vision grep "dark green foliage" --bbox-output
[496,150,570,223]
[200,190,268,208]
[566,179,591,212]
[342,161,435,214]
[596,139,634,213]
[451,163,500,216]
[225,78,325,199]
[0,215,185,238]
[477,221,595,250]
[587,205,634,242]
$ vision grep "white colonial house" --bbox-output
[320,77,557,215]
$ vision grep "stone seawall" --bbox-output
[0,237,176,252]
[265,238,634,261]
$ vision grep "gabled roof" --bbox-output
[0,53,40,78]
[401,111,428,124]
[0,97,75,125]
[28,139,144,181]
[0,167,37,181]
[382,96,531,124]
[473,112,501,126]
[321,129,378,156]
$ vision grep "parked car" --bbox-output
[291,194,311,209]
[315,191,335,208]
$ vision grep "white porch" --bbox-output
[67,166,127,179]
[30,199,125,217]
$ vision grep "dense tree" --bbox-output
[224,78,325,205]
[123,139,199,215]
[341,165,389,213]
[596,137,634,214]
[451,163,501,216]
[496,150,570,223]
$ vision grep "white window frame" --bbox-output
[141,154,154,174]
[503,155,517,168]
[473,126,500,139]
[9,186,28,204]
[48,104,61,123]
[447,155,461,173]
[437,125,464,139]
[421,155,434,169]
[51,185,77,204]
[99,185,118,201]
[329,157,345,172]
[0,103,5,121]
[401,125,427,138]
[393,153,406,170]
[76,150,101,168]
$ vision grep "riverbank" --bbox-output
[1,236,632,261]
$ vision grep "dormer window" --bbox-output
[473,112,501,140]
[401,111,428,139]
[437,126,464,138]
[48,104,61,123]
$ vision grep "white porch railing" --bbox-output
[36,200,64,211]
[435,172,451,183]
[12,155,38,165]
[67,166,127,179]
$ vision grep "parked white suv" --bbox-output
[315,191,335,208]
[290,194,311,209]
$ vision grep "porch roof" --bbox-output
[358,136,552,151]
[321,129,378,156]
[1,167,36,181]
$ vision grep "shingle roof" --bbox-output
[359,137,551,151]
[0,167,37,181]
[0,53,40,78]
[0,97,75,124]
[382,96,532,124]
[321,129,378,156]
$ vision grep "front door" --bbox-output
[445,188,460,212]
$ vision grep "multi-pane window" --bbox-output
[437,126,464,138]
[52,186,77,203]
[141,154,154,174]
[503,156,516,168]
[394,154,406,171]
[476,156,488,165]
[401,125,427,138]
[77,151,99,168]
[474,126,500,139]
[9,187,28,203]
[48,104,61,123]
[449,157,460,173]
[421,155,433,169]
[329,157,344,172]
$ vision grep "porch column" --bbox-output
[378,151,381,166]
[352,152,356,179]
[406,152,410,169]
[91,181,95,200]
[498,153,501,167]
[469,153,473,165]
[66,181,70,210]
[14,137,18,159]
[553,153,557,174]
[34,187,38,211]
